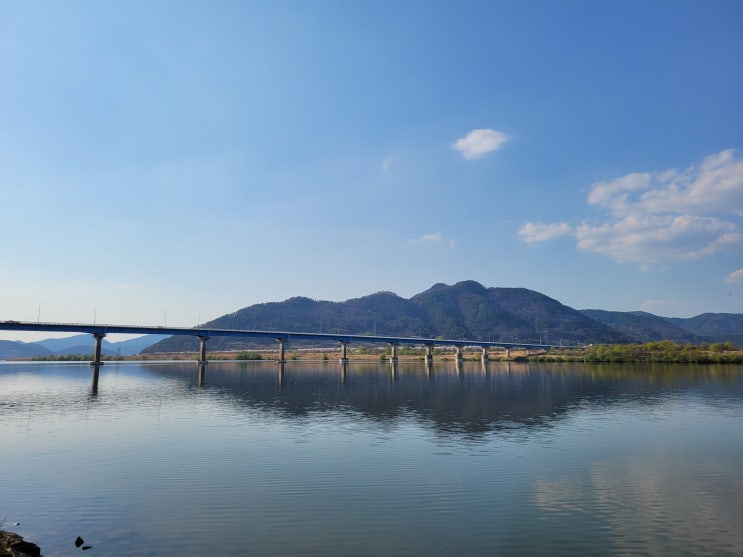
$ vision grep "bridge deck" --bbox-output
[0,321,558,350]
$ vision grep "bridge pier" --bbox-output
[389,343,398,364]
[276,338,287,363]
[339,341,349,364]
[455,346,463,364]
[90,333,106,366]
[481,347,489,364]
[197,336,209,364]
[425,344,434,365]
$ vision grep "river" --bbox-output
[1,360,741,556]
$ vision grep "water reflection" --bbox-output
[142,360,743,438]
[1,361,742,557]
[90,362,101,395]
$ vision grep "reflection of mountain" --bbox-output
[145,362,743,438]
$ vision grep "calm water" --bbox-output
[1,360,742,556]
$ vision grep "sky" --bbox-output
[1,0,742,341]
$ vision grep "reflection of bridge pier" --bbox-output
[277,362,285,387]
[198,363,206,386]
[91,363,101,394]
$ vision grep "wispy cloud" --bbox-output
[519,150,743,265]
[519,222,572,244]
[639,298,680,313]
[408,232,456,247]
[452,128,510,160]
[724,268,743,284]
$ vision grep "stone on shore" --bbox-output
[0,531,41,557]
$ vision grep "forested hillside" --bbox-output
[144,281,631,353]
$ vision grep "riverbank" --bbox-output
[15,340,743,365]
[0,531,40,557]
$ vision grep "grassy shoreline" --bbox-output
[18,340,743,365]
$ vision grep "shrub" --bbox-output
[235,351,262,360]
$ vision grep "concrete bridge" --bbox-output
[0,320,561,366]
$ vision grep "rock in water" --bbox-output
[75,536,84,548]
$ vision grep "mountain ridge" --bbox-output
[144,281,677,354]
[3,282,740,360]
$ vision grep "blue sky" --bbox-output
[1,1,742,341]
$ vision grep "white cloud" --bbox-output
[587,172,651,215]
[408,232,456,247]
[637,150,743,217]
[519,222,573,244]
[452,128,509,160]
[520,150,743,265]
[574,214,741,264]
[724,268,743,284]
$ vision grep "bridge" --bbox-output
[0,320,561,366]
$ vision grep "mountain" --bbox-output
[112,335,170,355]
[0,340,52,360]
[663,313,743,345]
[0,333,172,360]
[35,334,114,354]
[36,333,168,356]
[410,281,629,345]
[144,281,632,354]
[580,310,701,344]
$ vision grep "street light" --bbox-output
[93,307,99,325]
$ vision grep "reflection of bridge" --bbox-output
[0,320,561,365]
